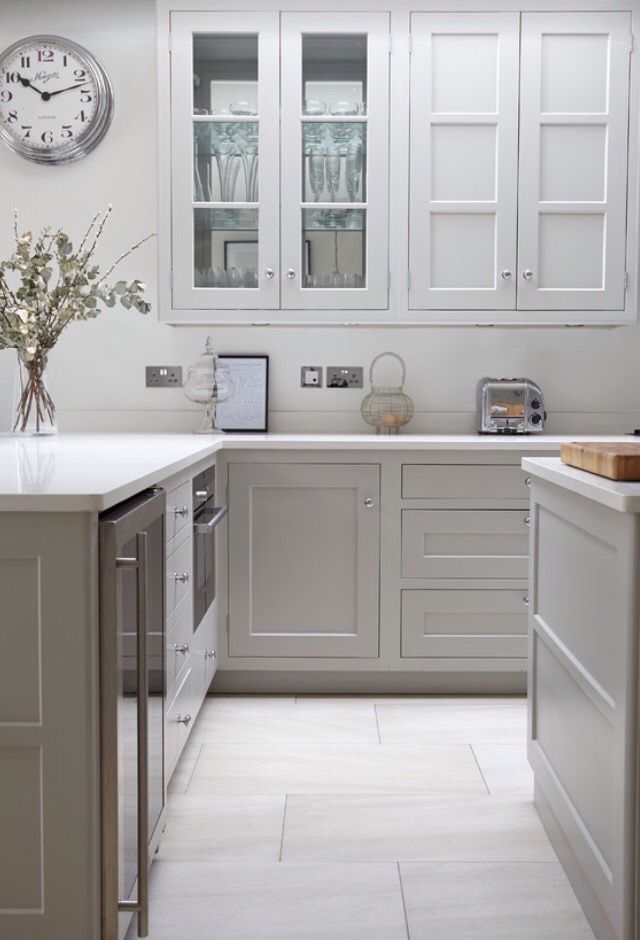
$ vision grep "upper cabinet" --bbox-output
[160,6,637,325]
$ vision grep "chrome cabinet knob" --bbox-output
[523,596,530,607]
[364,497,375,509]
[173,643,189,655]
[204,649,216,660]
[501,270,512,280]
[176,714,192,725]
[524,516,531,527]
[173,506,189,517]
[524,477,532,487]
[173,572,189,583]
[195,489,208,500]
[286,268,296,280]
[523,269,534,281]
[265,268,275,279]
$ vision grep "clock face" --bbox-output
[0,35,113,164]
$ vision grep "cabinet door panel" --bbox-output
[171,13,280,310]
[517,12,631,311]
[409,13,519,310]
[229,464,380,657]
[402,589,528,658]
[280,13,390,311]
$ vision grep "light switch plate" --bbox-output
[146,366,183,388]
[301,366,323,388]
[326,366,363,389]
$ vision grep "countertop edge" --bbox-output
[522,457,640,513]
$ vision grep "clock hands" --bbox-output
[17,74,88,101]
[18,76,46,97]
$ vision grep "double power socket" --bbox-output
[301,366,363,389]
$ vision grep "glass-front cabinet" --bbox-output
[170,11,389,318]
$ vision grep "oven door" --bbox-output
[193,501,228,630]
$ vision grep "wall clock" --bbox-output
[0,35,113,165]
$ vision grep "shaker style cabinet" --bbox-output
[169,11,390,318]
[227,463,380,657]
[409,11,632,317]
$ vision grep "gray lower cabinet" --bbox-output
[228,463,380,657]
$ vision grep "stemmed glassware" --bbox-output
[308,146,325,202]
[345,139,363,202]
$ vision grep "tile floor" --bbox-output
[130,695,595,939]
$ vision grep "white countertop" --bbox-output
[0,432,636,512]
[522,457,640,512]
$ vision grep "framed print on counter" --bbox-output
[216,355,269,432]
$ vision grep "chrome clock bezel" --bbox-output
[0,34,114,165]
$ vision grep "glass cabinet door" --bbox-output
[280,13,390,312]
[171,13,279,311]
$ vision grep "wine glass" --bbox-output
[325,150,341,202]
[308,146,325,202]
[345,139,363,203]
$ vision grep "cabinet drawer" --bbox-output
[166,593,192,695]
[166,480,192,544]
[166,534,192,619]
[166,667,193,782]
[402,464,529,502]
[402,588,528,658]
[402,510,530,579]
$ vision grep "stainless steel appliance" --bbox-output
[192,466,228,629]
[99,487,166,940]
[477,377,546,434]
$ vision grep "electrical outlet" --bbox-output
[146,366,183,388]
[301,366,323,388]
[326,366,363,389]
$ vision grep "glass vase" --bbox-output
[13,349,57,436]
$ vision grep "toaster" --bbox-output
[477,378,546,434]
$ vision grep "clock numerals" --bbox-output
[6,110,17,123]
[0,90,12,103]
[20,55,30,69]
[74,68,86,83]
[37,49,54,63]
[21,125,32,139]
[4,71,21,84]
[61,125,73,139]
[80,89,93,103]
[74,110,88,123]
[40,130,53,145]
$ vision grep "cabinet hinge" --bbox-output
[387,270,391,290]
[226,613,230,636]
[408,34,413,54]
[167,34,172,55]
[624,270,629,292]
[406,270,411,292]
[629,33,634,54]
[169,270,174,291]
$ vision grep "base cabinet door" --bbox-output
[228,463,380,657]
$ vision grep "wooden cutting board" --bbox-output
[561,442,640,481]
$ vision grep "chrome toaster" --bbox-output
[477,378,546,434]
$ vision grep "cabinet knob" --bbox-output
[524,516,531,527]
[176,714,192,726]
[173,643,189,655]
[364,497,375,509]
[173,572,189,583]
[524,477,532,487]
[522,269,534,281]
[173,506,189,517]
[265,268,275,280]
[204,649,216,660]
[501,269,512,280]
[286,268,297,280]
[523,596,530,607]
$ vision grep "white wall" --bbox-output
[1,0,640,435]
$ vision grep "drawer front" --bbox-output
[166,480,192,544]
[402,588,529,658]
[166,593,192,695]
[402,464,529,502]
[166,533,193,619]
[402,510,530,579]
[166,667,193,782]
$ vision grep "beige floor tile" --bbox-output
[282,795,554,862]
[167,744,202,794]
[377,697,527,745]
[129,861,408,940]
[472,744,534,798]
[158,793,286,860]
[400,861,595,939]
[190,696,379,744]
[188,742,487,795]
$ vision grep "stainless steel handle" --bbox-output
[173,572,189,584]
[265,268,275,279]
[524,516,531,527]
[194,505,229,534]
[176,714,192,726]
[205,649,216,660]
[173,643,189,655]
[524,477,532,487]
[195,489,209,500]
[115,532,150,936]
[364,497,375,509]
[286,268,296,280]
[501,270,512,280]
[173,506,189,517]
[523,269,534,281]
[523,596,530,606]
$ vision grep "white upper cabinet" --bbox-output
[517,12,631,312]
[280,13,390,311]
[409,13,520,310]
[171,13,280,311]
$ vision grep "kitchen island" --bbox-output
[522,456,640,940]
[0,432,635,940]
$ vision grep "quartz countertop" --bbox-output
[522,456,640,512]
[0,432,636,512]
